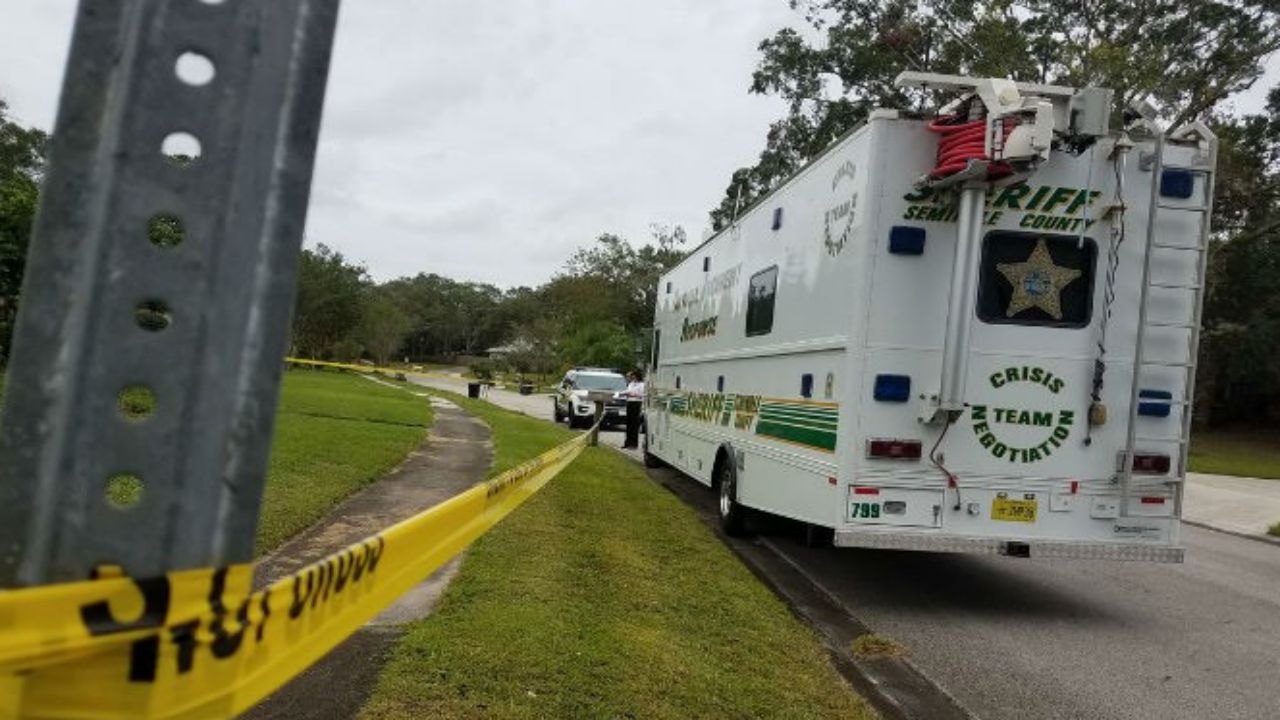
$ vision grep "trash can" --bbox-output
[519,382,534,396]
[467,382,481,399]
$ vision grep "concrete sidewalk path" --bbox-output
[1185,472,1280,539]
[246,396,492,720]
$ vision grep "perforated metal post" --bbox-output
[0,0,340,587]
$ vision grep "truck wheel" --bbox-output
[716,457,748,536]
[568,414,585,430]
[552,400,564,423]
[643,433,663,468]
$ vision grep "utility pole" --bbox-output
[0,0,340,587]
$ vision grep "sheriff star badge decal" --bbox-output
[996,239,1081,320]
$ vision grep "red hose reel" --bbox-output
[927,116,1019,180]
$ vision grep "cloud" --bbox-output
[0,0,794,288]
[8,2,1273,290]
[303,0,797,287]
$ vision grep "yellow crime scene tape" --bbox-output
[0,425,592,719]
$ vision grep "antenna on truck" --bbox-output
[729,183,745,241]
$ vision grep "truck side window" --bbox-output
[977,231,1096,328]
[746,265,779,337]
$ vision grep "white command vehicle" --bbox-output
[645,73,1217,562]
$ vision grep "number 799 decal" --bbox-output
[849,502,881,520]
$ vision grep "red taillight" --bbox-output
[1140,496,1167,505]
[1132,453,1171,475]
[853,486,880,495]
[867,439,922,460]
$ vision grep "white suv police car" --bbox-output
[553,368,628,429]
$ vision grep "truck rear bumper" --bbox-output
[833,529,1184,563]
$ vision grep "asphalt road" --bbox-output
[747,506,1280,720]
[414,374,1280,720]
[409,374,642,459]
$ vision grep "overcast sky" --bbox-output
[1,2,1276,288]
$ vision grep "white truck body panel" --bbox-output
[647,110,1208,561]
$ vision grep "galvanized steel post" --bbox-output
[0,0,340,586]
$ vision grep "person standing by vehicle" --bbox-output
[622,369,645,449]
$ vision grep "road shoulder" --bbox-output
[646,462,974,720]
[1184,472,1280,538]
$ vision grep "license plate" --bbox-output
[991,497,1038,523]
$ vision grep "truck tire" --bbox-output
[643,432,663,468]
[715,453,748,536]
[553,399,564,423]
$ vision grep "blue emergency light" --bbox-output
[874,374,911,402]
[1160,169,1195,199]
[889,226,926,255]
[1138,389,1173,417]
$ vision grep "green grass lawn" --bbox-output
[443,392,574,478]
[361,395,874,720]
[255,369,432,553]
[0,366,430,550]
[1188,429,1280,479]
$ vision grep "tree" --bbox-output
[558,320,636,371]
[332,337,363,364]
[0,99,48,362]
[381,273,506,359]
[290,243,368,359]
[504,318,560,381]
[1197,87,1280,425]
[0,100,47,180]
[711,0,1280,228]
[355,292,412,366]
[560,224,688,331]
[540,273,630,329]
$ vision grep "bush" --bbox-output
[332,338,363,364]
[471,358,496,380]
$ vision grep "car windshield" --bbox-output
[574,374,626,391]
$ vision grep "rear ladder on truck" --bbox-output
[1120,123,1218,519]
